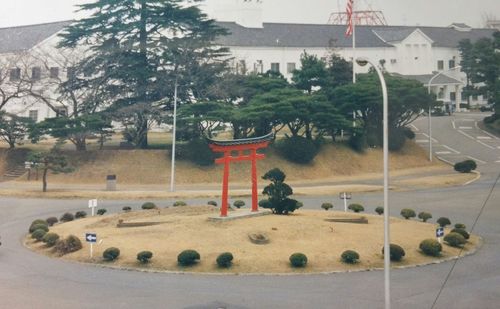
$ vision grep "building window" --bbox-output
[437,60,444,70]
[10,68,21,81]
[450,92,456,101]
[438,88,445,99]
[270,62,280,73]
[67,67,76,79]
[287,62,296,74]
[449,60,455,69]
[390,59,397,64]
[254,60,263,74]
[29,110,38,122]
[50,67,59,79]
[31,67,41,80]
[55,107,68,117]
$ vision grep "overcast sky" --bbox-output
[1,0,499,28]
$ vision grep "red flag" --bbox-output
[345,0,354,37]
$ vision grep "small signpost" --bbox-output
[85,233,97,258]
[24,161,33,180]
[436,227,444,243]
[339,192,352,212]
[88,199,98,216]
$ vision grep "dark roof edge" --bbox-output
[0,20,73,31]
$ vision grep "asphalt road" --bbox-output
[1,113,499,309]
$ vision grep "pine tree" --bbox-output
[58,0,229,148]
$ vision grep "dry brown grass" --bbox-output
[26,207,480,274]
[12,141,442,185]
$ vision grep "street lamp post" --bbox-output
[170,80,178,192]
[356,57,390,309]
[427,66,462,162]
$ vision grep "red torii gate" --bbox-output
[207,133,274,217]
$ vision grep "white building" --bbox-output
[0,1,496,122]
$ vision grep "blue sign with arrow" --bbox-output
[436,227,444,238]
[85,233,97,243]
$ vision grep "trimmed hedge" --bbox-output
[141,202,157,210]
[418,212,432,222]
[437,217,451,227]
[137,251,153,264]
[42,233,60,247]
[103,247,120,261]
[178,250,200,266]
[419,239,442,256]
[454,223,466,229]
[341,250,360,264]
[289,253,308,268]
[207,201,218,207]
[31,229,47,241]
[233,200,245,209]
[122,206,132,212]
[29,223,49,233]
[451,228,470,240]
[46,217,58,226]
[454,160,477,173]
[400,208,416,220]
[375,206,384,215]
[75,211,87,219]
[216,252,234,268]
[55,235,82,255]
[321,203,333,211]
[173,201,187,207]
[444,232,466,247]
[97,209,107,215]
[348,203,364,213]
[382,244,405,261]
[60,212,74,222]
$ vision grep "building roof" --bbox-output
[0,20,495,53]
[0,20,72,53]
[394,73,463,86]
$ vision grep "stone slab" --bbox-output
[208,209,272,222]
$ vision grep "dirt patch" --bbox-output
[26,207,480,274]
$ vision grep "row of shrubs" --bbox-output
[29,219,83,255]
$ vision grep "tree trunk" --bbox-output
[136,115,149,149]
[75,138,87,151]
[42,168,48,192]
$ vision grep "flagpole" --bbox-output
[352,0,356,83]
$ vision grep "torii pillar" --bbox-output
[207,133,274,217]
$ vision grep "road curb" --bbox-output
[463,170,481,186]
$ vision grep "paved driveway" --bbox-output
[0,113,499,309]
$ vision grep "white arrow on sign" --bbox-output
[85,233,97,242]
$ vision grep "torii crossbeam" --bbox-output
[207,133,274,217]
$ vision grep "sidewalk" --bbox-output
[0,165,477,200]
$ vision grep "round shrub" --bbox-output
[31,229,47,241]
[122,206,132,212]
[437,217,451,227]
[55,235,82,255]
[75,211,87,219]
[349,132,367,152]
[341,250,360,264]
[207,201,218,207]
[454,159,477,173]
[348,203,364,213]
[419,239,442,256]
[289,253,308,268]
[177,250,200,266]
[137,251,153,264]
[141,202,157,210]
[400,208,416,219]
[382,244,405,262]
[46,217,58,226]
[97,208,107,215]
[60,212,74,222]
[42,233,60,247]
[277,136,319,164]
[455,223,466,229]
[184,138,215,166]
[418,212,432,222]
[375,206,384,215]
[173,201,187,207]
[321,203,333,211]
[233,200,245,209]
[103,247,120,261]
[30,219,48,231]
[258,199,272,209]
[29,223,49,233]
[216,252,234,268]
[444,232,466,247]
[451,228,470,240]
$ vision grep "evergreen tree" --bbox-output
[57,0,229,148]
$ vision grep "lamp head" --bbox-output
[355,57,369,67]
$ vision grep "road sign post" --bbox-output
[339,192,352,212]
[85,233,97,258]
[88,199,98,216]
[436,227,444,243]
